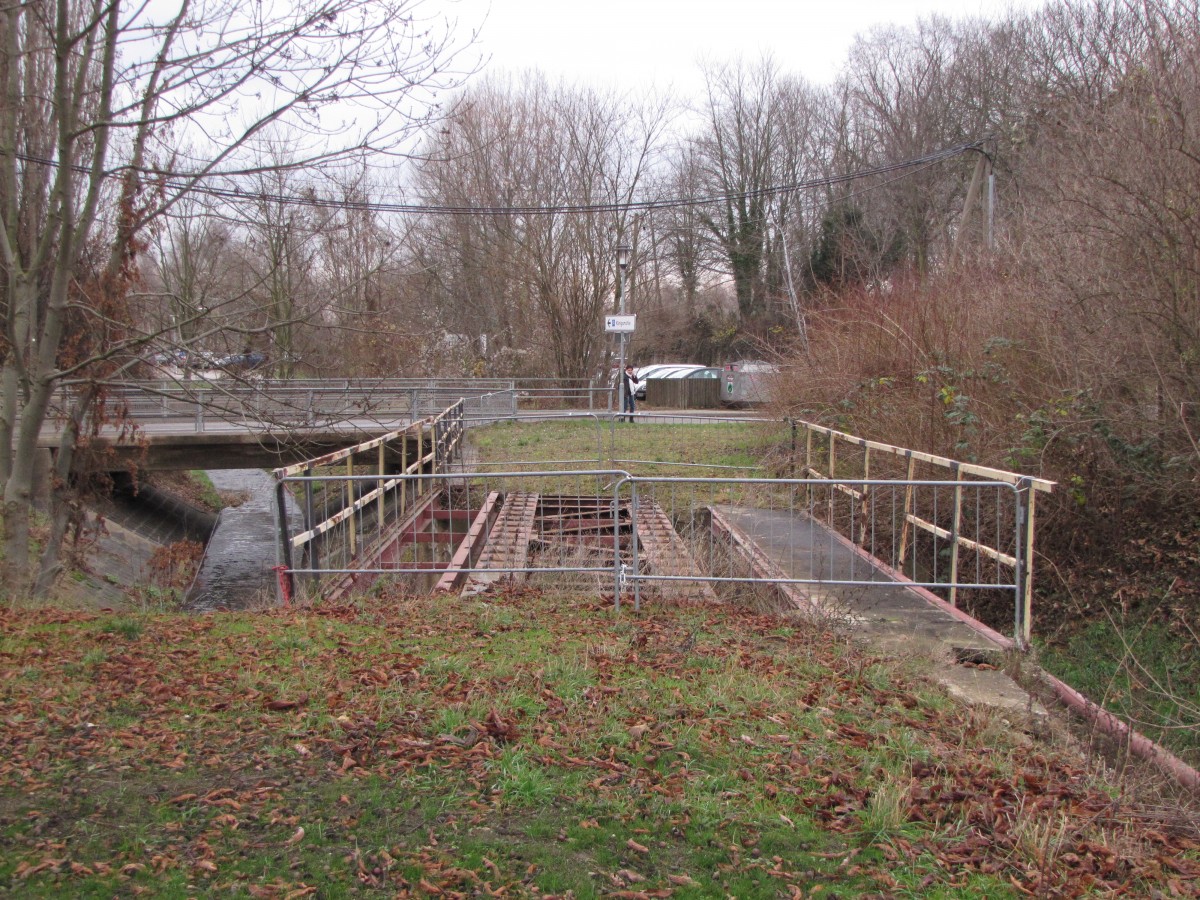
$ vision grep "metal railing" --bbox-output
[63,375,769,434]
[271,462,1035,644]
[272,400,465,603]
[84,379,514,432]
[783,418,1055,641]
[63,375,742,432]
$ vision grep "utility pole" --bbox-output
[954,150,988,259]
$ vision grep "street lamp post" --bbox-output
[614,243,632,422]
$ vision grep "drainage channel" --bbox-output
[184,469,301,612]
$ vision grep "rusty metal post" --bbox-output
[275,477,295,604]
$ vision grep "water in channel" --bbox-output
[183,469,301,612]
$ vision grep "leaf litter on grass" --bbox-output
[1,585,1198,897]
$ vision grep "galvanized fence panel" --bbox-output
[272,462,1030,642]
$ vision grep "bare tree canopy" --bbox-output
[0,0,475,597]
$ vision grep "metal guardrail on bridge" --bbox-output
[87,379,514,432]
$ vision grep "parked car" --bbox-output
[217,351,268,371]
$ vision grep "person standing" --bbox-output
[621,364,639,422]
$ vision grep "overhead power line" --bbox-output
[11,142,982,217]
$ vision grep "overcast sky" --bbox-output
[447,0,1048,97]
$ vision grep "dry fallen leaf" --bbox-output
[626,838,650,854]
[285,826,305,845]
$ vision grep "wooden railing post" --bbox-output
[1016,477,1035,647]
[804,426,814,510]
[859,446,871,548]
[827,434,837,525]
[948,463,963,608]
[346,453,357,557]
[897,453,916,569]
[377,442,386,535]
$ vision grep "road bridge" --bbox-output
[40,378,519,470]
[39,377,758,470]
[39,418,420,471]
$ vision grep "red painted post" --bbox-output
[273,565,293,608]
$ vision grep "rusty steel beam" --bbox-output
[634,500,718,603]
[435,492,502,593]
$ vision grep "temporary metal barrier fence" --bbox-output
[271,465,1035,645]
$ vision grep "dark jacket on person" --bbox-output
[622,368,639,395]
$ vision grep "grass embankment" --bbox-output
[3,591,1198,898]
[478,419,1200,767]
[469,418,788,476]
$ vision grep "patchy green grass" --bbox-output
[471,418,793,475]
[1037,613,1200,761]
[1,590,1194,897]
[468,418,800,509]
[186,470,227,511]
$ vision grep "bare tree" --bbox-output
[1018,0,1200,477]
[149,194,237,356]
[690,58,783,322]
[413,75,667,378]
[0,0,474,597]
[687,57,823,325]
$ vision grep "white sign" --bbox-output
[604,314,637,333]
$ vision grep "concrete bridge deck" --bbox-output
[710,505,1038,714]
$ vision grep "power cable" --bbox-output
[10,141,981,217]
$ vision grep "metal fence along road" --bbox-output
[63,377,624,432]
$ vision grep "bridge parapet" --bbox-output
[85,378,515,431]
